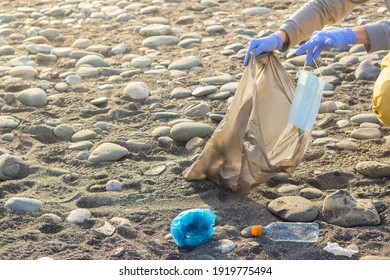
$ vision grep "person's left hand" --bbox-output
[295,28,357,64]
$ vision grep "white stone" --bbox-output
[67,208,91,223]
[17,88,47,106]
[123,82,150,100]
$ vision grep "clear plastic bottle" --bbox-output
[241,222,319,242]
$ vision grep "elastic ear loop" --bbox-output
[303,58,323,79]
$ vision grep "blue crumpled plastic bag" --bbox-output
[170,208,216,248]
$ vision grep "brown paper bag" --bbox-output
[183,53,311,193]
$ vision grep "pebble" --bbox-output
[151,126,171,137]
[88,143,128,162]
[350,113,379,124]
[299,187,323,199]
[131,56,152,68]
[55,83,69,92]
[140,24,173,37]
[220,82,239,94]
[267,196,319,222]
[40,213,62,225]
[335,140,359,151]
[0,45,15,55]
[142,36,179,48]
[123,82,150,101]
[355,59,381,80]
[5,197,43,212]
[184,103,211,117]
[68,141,94,151]
[72,39,92,49]
[199,75,236,85]
[170,87,192,99]
[319,101,337,114]
[76,55,108,67]
[207,91,231,100]
[277,184,300,195]
[71,129,97,142]
[170,122,214,142]
[91,97,108,105]
[185,137,205,150]
[168,57,202,70]
[65,75,82,85]
[215,239,236,253]
[192,86,218,97]
[54,124,75,138]
[355,161,390,177]
[95,221,116,237]
[206,25,226,34]
[311,130,328,138]
[106,180,123,191]
[242,7,270,16]
[17,88,47,107]
[67,208,91,224]
[336,120,351,128]
[350,128,382,139]
[322,190,380,227]
[0,116,20,128]
[9,66,38,78]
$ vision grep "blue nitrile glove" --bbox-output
[243,33,283,67]
[295,28,357,64]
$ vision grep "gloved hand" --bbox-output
[243,33,283,66]
[295,28,357,64]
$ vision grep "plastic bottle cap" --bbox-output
[251,225,263,237]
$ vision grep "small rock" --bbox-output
[54,124,75,138]
[192,86,218,97]
[106,180,123,191]
[170,87,192,99]
[350,128,382,139]
[88,143,128,162]
[123,82,150,101]
[95,221,116,237]
[299,187,323,199]
[355,59,381,80]
[185,137,205,150]
[9,66,38,78]
[350,113,379,124]
[168,57,201,70]
[67,208,91,223]
[335,140,359,151]
[184,103,211,117]
[5,197,42,212]
[170,122,214,142]
[71,130,97,142]
[322,190,380,227]
[277,184,299,195]
[242,7,270,16]
[131,56,152,68]
[319,101,337,114]
[355,161,390,177]
[76,55,108,67]
[142,36,179,48]
[268,196,319,222]
[0,154,25,180]
[0,116,20,128]
[17,88,47,106]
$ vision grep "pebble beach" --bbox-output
[0,0,389,260]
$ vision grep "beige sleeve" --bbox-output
[279,0,368,49]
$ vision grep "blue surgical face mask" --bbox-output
[288,70,325,132]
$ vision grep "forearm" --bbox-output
[279,0,363,49]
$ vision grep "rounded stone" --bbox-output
[268,196,319,222]
[71,130,97,142]
[106,180,123,191]
[88,143,128,162]
[67,208,91,223]
[76,55,108,67]
[54,124,75,138]
[299,187,324,199]
[5,197,43,212]
[355,161,390,177]
[168,57,201,70]
[9,66,38,78]
[277,184,300,195]
[350,128,382,140]
[131,56,152,68]
[17,88,47,107]
[123,82,150,101]
[0,116,20,128]
[170,122,214,142]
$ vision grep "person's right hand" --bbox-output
[243,33,283,67]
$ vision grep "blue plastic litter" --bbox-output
[288,70,325,132]
[170,208,216,248]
